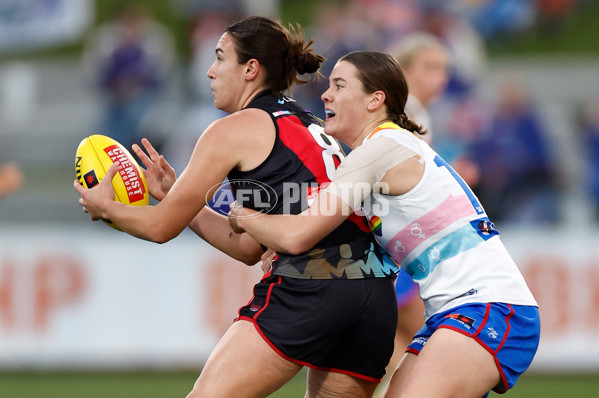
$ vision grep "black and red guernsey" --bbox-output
[228,91,395,279]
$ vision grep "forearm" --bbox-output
[235,209,307,254]
[190,207,263,264]
[102,200,182,243]
[235,200,348,255]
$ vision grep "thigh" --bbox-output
[187,320,302,398]
[306,368,378,398]
[246,276,397,382]
[385,328,499,398]
[376,297,424,398]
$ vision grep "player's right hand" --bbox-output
[74,162,119,221]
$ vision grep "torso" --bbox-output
[362,124,537,318]
[229,91,394,280]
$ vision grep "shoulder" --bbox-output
[202,108,273,143]
[197,108,276,171]
[369,129,423,156]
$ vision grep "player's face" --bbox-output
[321,61,372,144]
[207,33,247,113]
[404,48,449,104]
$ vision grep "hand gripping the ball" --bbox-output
[74,162,120,222]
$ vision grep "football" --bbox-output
[75,134,149,229]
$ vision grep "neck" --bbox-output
[349,118,392,149]
[239,86,270,111]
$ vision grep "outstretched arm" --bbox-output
[131,137,263,264]
[74,110,271,267]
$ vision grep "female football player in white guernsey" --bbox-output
[229,51,540,398]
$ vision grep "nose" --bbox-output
[321,87,331,103]
[207,61,216,80]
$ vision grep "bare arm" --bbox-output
[131,137,263,264]
[229,136,423,255]
[190,206,264,265]
[74,110,273,260]
[229,191,352,255]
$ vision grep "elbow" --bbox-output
[152,234,173,244]
[278,232,316,256]
[146,227,179,244]
[234,246,264,266]
[285,243,311,256]
[234,248,264,267]
[240,255,260,266]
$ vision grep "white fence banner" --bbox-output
[0,224,598,371]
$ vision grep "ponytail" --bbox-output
[395,112,426,136]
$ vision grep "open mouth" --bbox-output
[324,109,336,120]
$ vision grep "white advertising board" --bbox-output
[0,224,598,371]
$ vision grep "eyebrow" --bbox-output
[215,48,224,55]
[331,77,346,84]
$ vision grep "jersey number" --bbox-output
[434,155,484,215]
[308,124,344,180]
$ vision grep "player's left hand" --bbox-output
[132,138,176,201]
[74,162,119,221]
[260,248,276,274]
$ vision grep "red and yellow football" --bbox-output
[75,134,149,229]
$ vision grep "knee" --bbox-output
[306,371,376,398]
[186,377,218,398]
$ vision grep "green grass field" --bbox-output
[1,370,598,397]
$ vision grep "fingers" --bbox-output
[260,249,276,274]
[132,138,161,170]
[132,143,152,169]
[106,162,120,181]
[141,138,160,160]
[227,201,245,233]
[158,155,172,173]
[229,200,242,216]
[74,179,86,194]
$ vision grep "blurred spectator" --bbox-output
[0,162,24,198]
[578,99,599,221]
[81,3,175,152]
[357,0,423,41]
[419,2,487,98]
[469,75,561,225]
[458,0,536,39]
[166,9,235,172]
[390,31,480,191]
[293,2,381,121]
[389,32,450,144]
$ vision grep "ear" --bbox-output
[367,90,386,111]
[244,59,260,81]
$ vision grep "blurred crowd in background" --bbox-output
[1,0,599,228]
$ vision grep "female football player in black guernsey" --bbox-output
[75,16,398,398]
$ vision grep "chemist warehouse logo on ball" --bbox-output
[104,145,146,203]
[207,180,392,218]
